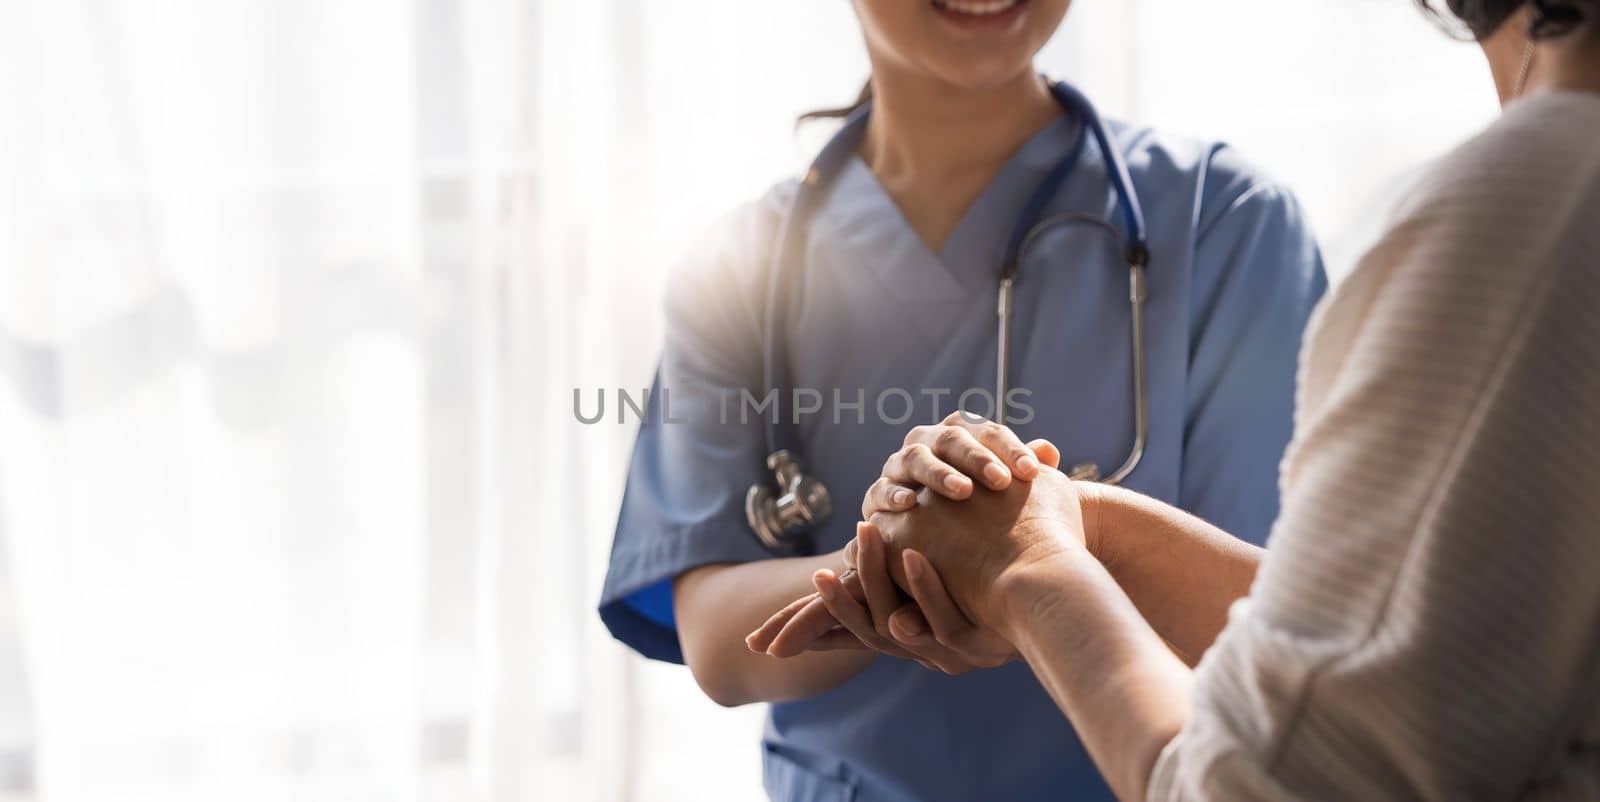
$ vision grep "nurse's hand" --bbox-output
[741,540,948,672]
[745,523,1018,675]
[860,411,1062,520]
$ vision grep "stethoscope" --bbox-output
[746,80,1150,553]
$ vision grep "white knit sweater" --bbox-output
[1149,90,1600,801]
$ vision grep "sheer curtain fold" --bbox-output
[0,1,631,800]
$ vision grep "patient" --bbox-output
[747,1,1600,799]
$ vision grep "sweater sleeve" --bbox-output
[1149,94,1600,801]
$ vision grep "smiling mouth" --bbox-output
[930,0,1026,17]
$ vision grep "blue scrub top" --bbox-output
[600,112,1327,802]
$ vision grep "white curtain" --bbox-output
[0,0,594,799]
[0,1,1498,801]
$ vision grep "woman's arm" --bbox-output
[841,471,1200,802]
[601,184,902,703]
[673,551,877,706]
[990,548,1192,802]
[750,416,1263,664]
[1083,485,1262,661]
[842,148,1600,801]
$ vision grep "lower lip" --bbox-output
[931,1,1028,33]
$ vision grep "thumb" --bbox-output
[1026,439,1062,470]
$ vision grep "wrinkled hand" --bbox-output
[872,463,1088,631]
[745,414,1077,673]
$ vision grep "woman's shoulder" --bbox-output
[1107,121,1323,309]
[661,178,802,330]
[1309,93,1600,407]
[1106,119,1303,235]
[668,179,800,289]
[1367,91,1600,294]
[1398,91,1600,230]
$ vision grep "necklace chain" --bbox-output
[1514,39,1537,98]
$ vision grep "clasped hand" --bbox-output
[744,412,1096,675]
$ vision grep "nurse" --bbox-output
[599,1,1326,800]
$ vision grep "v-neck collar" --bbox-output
[820,113,1082,304]
[938,114,1081,290]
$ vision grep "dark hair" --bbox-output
[1416,0,1593,39]
[798,80,873,125]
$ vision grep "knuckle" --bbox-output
[905,425,933,445]
[903,443,934,464]
[941,410,966,425]
[956,408,990,426]
[934,426,965,449]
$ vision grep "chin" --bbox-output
[918,0,1065,89]
[930,55,1040,92]
[855,0,1067,91]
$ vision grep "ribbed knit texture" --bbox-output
[1149,91,1600,801]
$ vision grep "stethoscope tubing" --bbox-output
[747,79,1151,551]
[759,104,874,457]
[1010,211,1149,485]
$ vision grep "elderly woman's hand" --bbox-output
[747,417,1097,671]
[873,463,1091,631]
[745,414,1067,672]
[747,469,1093,670]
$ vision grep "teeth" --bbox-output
[935,0,1021,15]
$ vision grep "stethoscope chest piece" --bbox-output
[745,450,832,552]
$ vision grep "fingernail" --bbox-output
[896,616,924,638]
[905,552,925,580]
[944,474,967,494]
[1018,455,1040,475]
[891,488,914,507]
[983,463,1009,487]
[817,579,837,602]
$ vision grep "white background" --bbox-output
[0,1,1497,801]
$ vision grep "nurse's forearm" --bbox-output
[1086,485,1262,661]
[675,554,876,707]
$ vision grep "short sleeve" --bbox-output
[1180,148,1327,543]
[597,182,798,664]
